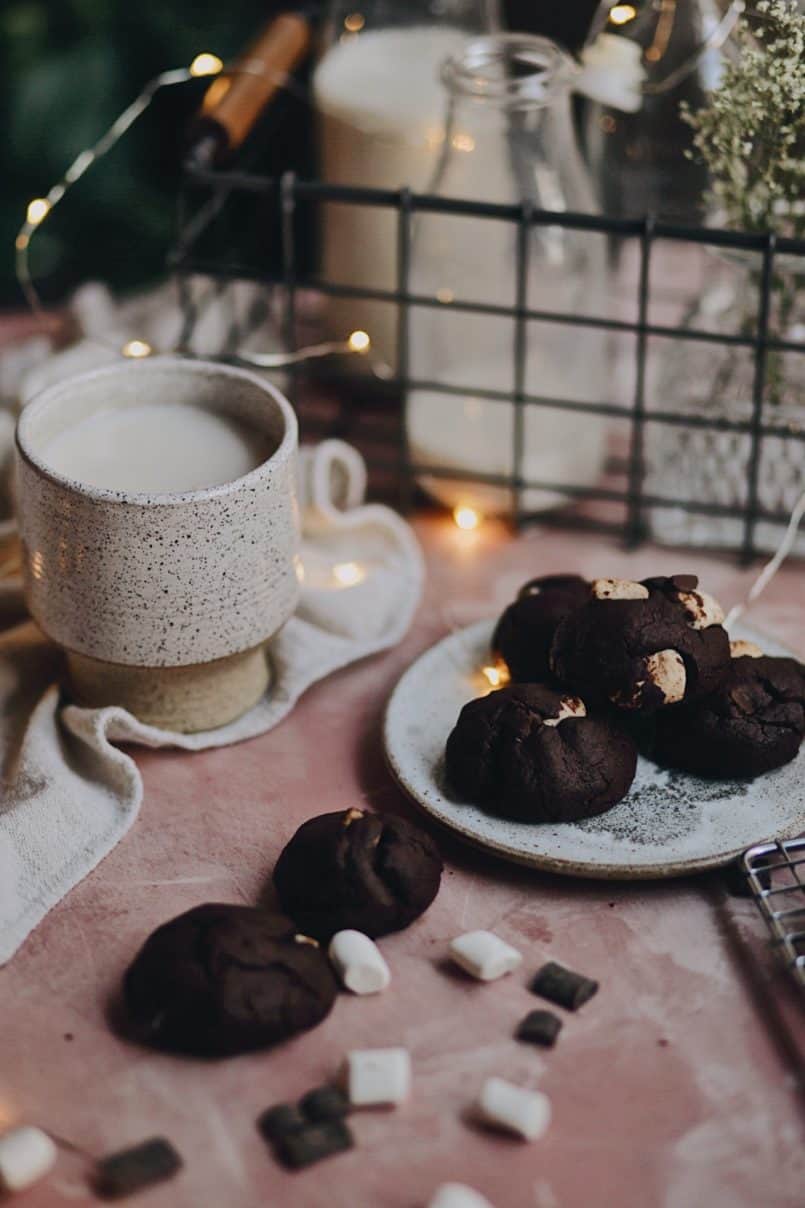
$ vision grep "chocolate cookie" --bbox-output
[550,574,731,714]
[123,904,338,1057]
[444,683,637,823]
[273,810,443,941]
[491,574,590,682]
[654,645,805,778]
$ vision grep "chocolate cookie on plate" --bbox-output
[550,574,731,714]
[654,641,805,778]
[491,574,590,683]
[123,904,337,1057]
[445,683,637,823]
[274,809,443,941]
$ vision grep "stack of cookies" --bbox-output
[445,574,805,824]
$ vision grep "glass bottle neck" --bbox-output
[441,34,576,112]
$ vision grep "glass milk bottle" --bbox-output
[314,1,499,366]
[406,34,609,514]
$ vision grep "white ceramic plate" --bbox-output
[383,619,805,879]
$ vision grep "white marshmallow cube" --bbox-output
[0,1126,57,1193]
[343,1047,411,1107]
[730,639,763,659]
[329,930,391,995]
[591,578,648,600]
[477,1077,551,1141]
[449,931,522,982]
[644,648,686,705]
[429,1183,494,1208]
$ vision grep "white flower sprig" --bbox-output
[682,0,805,237]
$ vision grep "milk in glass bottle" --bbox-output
[406,34,609,514]
[314,1,499,366]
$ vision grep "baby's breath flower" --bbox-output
[683,0,805,237]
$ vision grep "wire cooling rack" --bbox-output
[172,165,805,560]
[743,838,805,993]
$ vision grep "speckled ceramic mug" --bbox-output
[15,357,300,732]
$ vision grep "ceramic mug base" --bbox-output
[66,644,271,733]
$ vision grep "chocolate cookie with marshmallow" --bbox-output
[274,809,443,941]
[491,574,590,683]
[444,683,637,823]
[549,574,731,714]
[654,642,805,778]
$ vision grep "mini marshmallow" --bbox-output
[644,649,686,704]
[0,1126,57,1193]
[329,930,391,995]
[449,931,522,982]
[730,639,763,659]
[428,1183,495,1208]
[477,1077,551,1142]
[676,589,725,630]
[591,578,649,601]
[342,1047,411,1107]
[543,696,587,727]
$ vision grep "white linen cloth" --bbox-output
[0,438,423,964]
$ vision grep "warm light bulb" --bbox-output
[121,339,152,359]
[190,52,224,77]
[453,505,482,531]
[332,561,366,587]
[348,330,371,354]
[609,4,638,25]
[481,662,510,689]
[344,12,366,32]
[26,198,50,226]
[451,133,476,153]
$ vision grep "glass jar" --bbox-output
[314,1,500,365]
[405,34,609,514]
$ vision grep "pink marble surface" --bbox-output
[1,516,804,1208]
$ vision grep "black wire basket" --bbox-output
[172,161,805,562]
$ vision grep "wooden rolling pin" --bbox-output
[189,11,312,166]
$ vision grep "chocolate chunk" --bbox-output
[530,961,598,1011]
[516,1009,563,1047]
[670,574,699,591]
[444,684,636,824]
[274,810,443,941]
[275,1121,353,1170]
[122,904,338,1057]
[257,1104,308,1143]
[299,1085,351,1123]
[93,1138,182,1200]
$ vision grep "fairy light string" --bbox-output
[724,488,805,629]
[14,52,377,373]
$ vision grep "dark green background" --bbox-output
[1,1,605,308]
[1,0,298,307]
